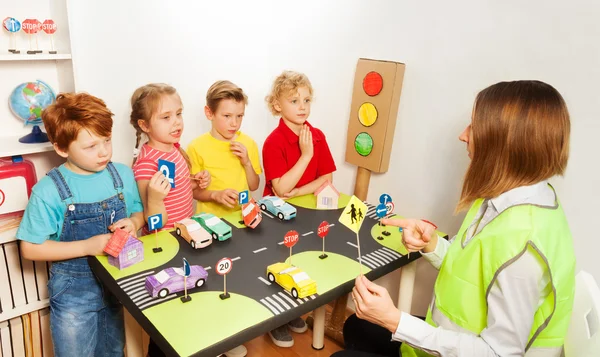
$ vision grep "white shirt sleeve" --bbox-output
[393,248,549,357]
[420,235,451,270]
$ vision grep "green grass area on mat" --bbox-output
[370,214,448,256]
[284,251,370,294]
[96,230,180,280]
[286,193,351,210]
[144,291,272,356]
[221,210,247,229]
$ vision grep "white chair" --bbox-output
[564,270,600,356]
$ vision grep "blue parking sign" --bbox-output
[239,190,249,205]
[158,159,176,188]
[148,213,163,231]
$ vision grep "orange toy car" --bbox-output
[242,198,262,229]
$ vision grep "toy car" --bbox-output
[242,198,262,228]
[266,262,317,299]
[174,218,212,249]
[192,213,232,241]
[258,196,297,221]
[145,265,208,298]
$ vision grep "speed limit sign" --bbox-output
[216,257,233,276]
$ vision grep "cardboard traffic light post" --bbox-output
[315,58,406,344]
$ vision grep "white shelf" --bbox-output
[0,53,72,61]
[0,136,54,157]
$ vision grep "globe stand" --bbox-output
[19,125,49,144]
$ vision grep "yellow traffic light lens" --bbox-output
[355,132,373,156]
[358,102,378,127]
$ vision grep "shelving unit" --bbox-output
[0,5,74,349]
[0,53,72,61]
[0,136,54,157]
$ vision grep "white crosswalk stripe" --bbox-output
[366,252,387,266]
[382,247,403,259]
[138,294,177,310]
[261,298,280,315]
[360,255,379,268]
[265,296,285,313]
[371,250,392,264]
[258,291,318,314]
[278,292,298,307]
[377,248,399,261]
[272,294,291,309]
[117,270,155,286]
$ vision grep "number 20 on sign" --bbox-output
[283,230,299,264]
[216,257,233,300]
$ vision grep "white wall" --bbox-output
[66,0,600,312]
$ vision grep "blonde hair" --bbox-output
[205,80,248,114]
[457,80,570,212]
[129,83,191,167]
[43,92,113,152]
[265,70,313,115]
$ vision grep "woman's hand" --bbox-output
[381,218,438,253]
[352,275,401,333]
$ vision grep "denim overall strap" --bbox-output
[46,167,74,201]
[105,162,123,190]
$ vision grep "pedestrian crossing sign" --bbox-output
[338,195,368,233]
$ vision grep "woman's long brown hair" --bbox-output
[457,80,570,212]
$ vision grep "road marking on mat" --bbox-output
[302,231,314,236]
[253,247,267,253]
[347,242,358,248]
[258,276,271,286]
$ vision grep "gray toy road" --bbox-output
[111,200,403,312]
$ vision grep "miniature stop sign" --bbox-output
[283,230,299,248]
[317,221,330,238]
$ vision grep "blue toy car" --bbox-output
[257,196,297,221]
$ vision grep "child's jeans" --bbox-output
[49,266,124,357]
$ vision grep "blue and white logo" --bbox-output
[158,159,176,188]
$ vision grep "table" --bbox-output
[89,194,444,356]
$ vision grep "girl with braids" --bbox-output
[130,83,210,236]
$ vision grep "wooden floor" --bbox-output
[243,308,345,357]
[245,328,343,357]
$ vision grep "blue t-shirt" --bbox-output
[16,163,144,244]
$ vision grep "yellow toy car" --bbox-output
[266,262,317,299]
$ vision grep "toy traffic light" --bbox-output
[345,58,406,173]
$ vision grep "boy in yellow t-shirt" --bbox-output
[187,80,262,218]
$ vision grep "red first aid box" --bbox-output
[0,157,38,219]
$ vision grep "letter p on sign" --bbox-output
[239,190,249,205]
[148,213,163,231]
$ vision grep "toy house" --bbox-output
[106,229,144,270]
[314,180,340,209]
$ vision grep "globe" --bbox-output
[8,80,56,143]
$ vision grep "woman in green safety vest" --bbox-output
[332,80,575,357]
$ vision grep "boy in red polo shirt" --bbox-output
[262,70,337,347]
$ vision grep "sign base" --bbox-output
[180,296,192,303]
[153,247,163,253]
[220,292,231,300]
[319,254,328,259]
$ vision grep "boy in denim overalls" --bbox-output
[17,93,144,357]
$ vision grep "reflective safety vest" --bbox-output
[401,197,575,357]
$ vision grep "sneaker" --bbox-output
[287,317,308,333]
[223,344,247,357]
[268,325,294,347]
